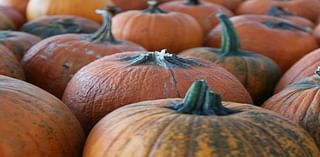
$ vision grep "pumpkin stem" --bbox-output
[262,21,310,32]
[267,5,294,17]
[185,0,201,5]
[315,66,320,76]
[90,9,119,44]
[217,12,241,56]
[105,5,122,16]
[168,80,239,116]
[121,49,202,68]
[145,0,167,14]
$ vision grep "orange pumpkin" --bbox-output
[0,45,24,80]
[83,80,320,157]
[160,0,233,35]
[0,5,25,30]
[62,50,253,134]
[237,0,320,22]
[313,23,320,45]
[0,75,84,157]
[0,0,29,16]
[21,15,100,39]
[26,0,113,23]
[180,12,280,105]
[205,0,242,11]
[274,48,320,93]
[0,31,41,60]
[205,15,318,73]
[22,10,145,98]
[112,0,203,53]
[112,0,171,10]
[264,68,320,147]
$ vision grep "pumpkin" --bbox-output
[180,12,280,105]
[0,31,41,60]
[26,0,113,23]
[62,49,253,134]
[237,0,320,22]
[0,5,25,30]
[205,0,242,11]
[274,48,320,93]
[111,0,171,10]
[0,0,29,16]
[0,75,85,157]
[0,45,24,80]
[159,0,233,35]
[205,15,318,73]
[83,80,320,157]
[263,67,320,148]
[313,23,320,45]
[22,10,145,98]
[21,15,100,39]
[267,5,315,29]
[112,0,203,53]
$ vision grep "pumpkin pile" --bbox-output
[1,0,320,156]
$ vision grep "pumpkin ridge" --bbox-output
[167,68,181,97]
[298,89,319,126]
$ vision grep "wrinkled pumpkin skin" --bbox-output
[264,74,320,148]
[0,45,25,80]
[0,75,85,157]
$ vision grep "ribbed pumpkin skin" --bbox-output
[22,34,145,98]
[26,0,113,23]
[263,74,320,148]
[0,31,41,60]
[0,45,24,80]
[274,48,320,93]
[0,5,25,30]
[0,75,85,157]
[205,15,318,73]
[84,99,320,157]
[0,0,29,16]
[112,11,203,53]
[62,51,252,134]
[21,15,100,39]
[237,0,320,22]
[180,47,280,105]
[160,1,233,35]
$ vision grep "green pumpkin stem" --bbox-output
[217,12,241,56]
[90,9,119,43]
[185,0,201,5]
[145,0,167,14]
[267,5,294,17]
[169,80,239,116]
[316,66,320,76]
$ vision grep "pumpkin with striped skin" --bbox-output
[26,0,113,23]
[264,68,320,148]
[83,80,320,157]
[0,5,25,30]
[21,15,100,39]
[180,12,280,105]
[0,31,41,60]
[0,45,24,80]
[0,75,85,157]
[62,50,252,134]
[22,10,145,98]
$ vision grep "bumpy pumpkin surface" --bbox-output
[62,50,252,134]
[264,69,320,148]
[83,80,320,157]
[21,15,100,39]
[0,75,85,157]
[205,15,318,73]
[180,12,280,105]
[22,10,145,98]
[0,45,24,80]
[112,0,203,53]
[0,31,41,60]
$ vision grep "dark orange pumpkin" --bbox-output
[22,10,145,98]
[0,75,84,157]
[0,5,25,30]
[180,12,280,105]
[0,45,24,80]
[84,80,320,157]
[112,0,171,10]
[112,0,203,53]
[313,23,320,45]
[264,68,320,147]
[205,0,242,11]
[205,15,318,73]
[160,0,233,35]
[26,0,113,23]
[237,0,320,22]
[0,31,41,60]
[0,0,29,16]
[21,15,100,39]
[274,48,320,93]
[62,50,253,134]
